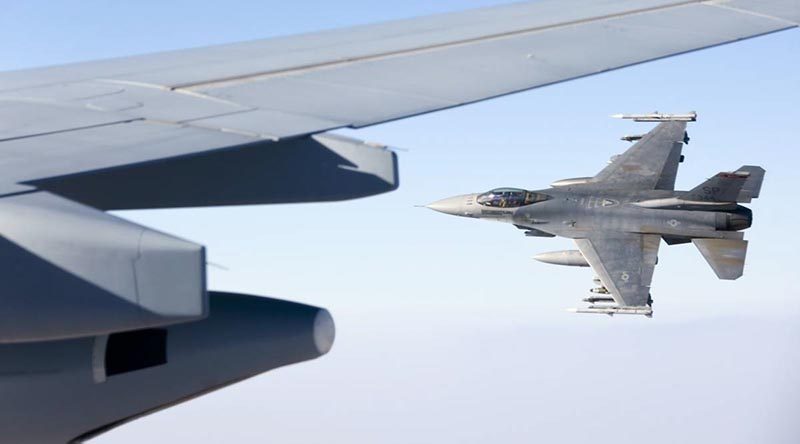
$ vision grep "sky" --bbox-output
[2,1,800,443]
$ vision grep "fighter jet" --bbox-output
[426,113,764,317]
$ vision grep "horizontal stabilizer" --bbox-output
[686,166,764,203]
[693,238,748,280]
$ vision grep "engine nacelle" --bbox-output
[533,250,589,267]
[0,292,335,443]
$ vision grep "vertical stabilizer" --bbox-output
[685,166,764,203]
[736,166,765,203]
[692,239,748,280]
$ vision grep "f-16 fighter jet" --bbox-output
[426,113,764,317]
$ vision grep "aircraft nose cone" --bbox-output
[426,195,468,216]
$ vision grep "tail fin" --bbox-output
[692,238,748,280]
[686,165,765,203]
[735,166,765,203]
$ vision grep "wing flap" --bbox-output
[0,101,134,142]
[0,121,255,195]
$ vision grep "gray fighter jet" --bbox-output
[426,113,764,317]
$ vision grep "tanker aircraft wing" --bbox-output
[573,234,662,316]
[1,0,798,442]
[1,1,798,203]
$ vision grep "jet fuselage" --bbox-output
[427,187,751,241]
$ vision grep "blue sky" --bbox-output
[3,1,800,443]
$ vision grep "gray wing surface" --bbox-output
[574,234,661,307]
[593,121,688,190]
[0,0,797,197]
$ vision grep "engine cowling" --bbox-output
[0,292,335,443]
[0,192,206,343]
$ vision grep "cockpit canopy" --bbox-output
[476,188,550,208]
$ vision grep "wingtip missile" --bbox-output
[568,306,653,317]
[612,111,697,122]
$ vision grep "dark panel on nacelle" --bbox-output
[105,329,168,377]
[0,192,206,343]
[29,133,399,210]
[0,292,335,444]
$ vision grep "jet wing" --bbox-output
[0,0,798,198]
[592,121,689,191]
[574,234,661,308]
